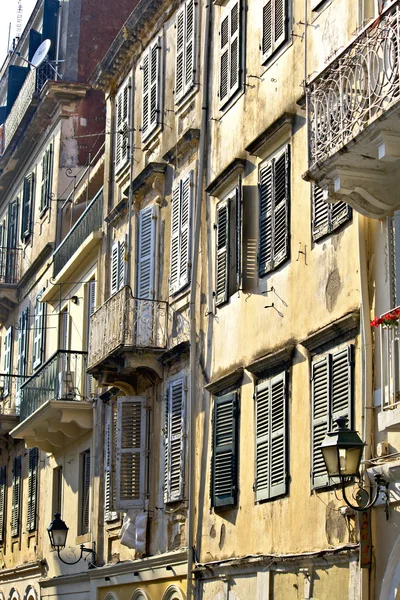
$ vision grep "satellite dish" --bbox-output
[31,39,51,68]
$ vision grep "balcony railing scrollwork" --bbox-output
[307,2,400,167]
[0,247,22,284]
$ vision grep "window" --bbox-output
[40,144,53,213]
[11,456,21,537]
[211,390,239,508]
[52,466,62,516]
[164,378,186,503]
[312,185,352,241]
[259,145,290,276]
[311,345,354,489]
[3,326,12,397]
[21,173,35,241]
[115,77,131,172]
[110,239,126,296]
[175,0,197,103]
[27,448,39,532]
[79,449,91,535]
[6,200,18,283]
[115,396,147,510]
[0,218,6,282]
[104,403,118,522]
[254,372,288,502]
[215,181,242,306]
[0,465,6,544]
[142,37,162,142]
[138,205,157,299]
[86,280,96,397]
[219,0,243,107]
[170,172,193,295]
[33,291,45,370]
[261,0,288,63]
[16,308,29,411]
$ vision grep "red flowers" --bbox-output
[371,308,400,327]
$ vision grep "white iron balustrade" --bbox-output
[308,2,400,167]
[380,308,400,410]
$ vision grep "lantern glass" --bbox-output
[320,417,365,480]
[321,445,340,477]
[47,513,69,549]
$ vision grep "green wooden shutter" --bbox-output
[142,53,150,139]
[115,78,131,172]
[331,346,353,426]
[165,378,186,503]
[255,379,270,502]
[142,38,161,141]
[261,0,287,63]
[185,0,196,92]
[272,145,290,269]
[3,326,12,397]
[220,0,242,106]
[0,465,6,543]
[312,184,329,241]
[259,162,273,276]
[212,392,238,508]
[138,206,156,299]
[33,291,45,369]
[170,183,181,294]
[219,13,230,104]
[40,145,53,213]
[311,356,330,489]
[179,172,192,289]
[216,200,229,306]
[21,173,34,241]
[235,178,243,291]
[80,450,91,534]
[175,5,185,100]
[11,456,21,537]
[104,405,118,521]
[27,448,38,532]
[331,200,352,232]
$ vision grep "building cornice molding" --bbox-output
[247,345,295,379]
[0,560,45,582]
[205,367,244,395]
[205,158,246,197]
[88,548,188,580]
[245,112,295,157]
[300,311,360,354]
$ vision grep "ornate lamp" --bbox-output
[47,513,96,566]
[320,417,388,512]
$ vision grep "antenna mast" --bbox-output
[16,0,23,39]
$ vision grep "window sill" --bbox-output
[75,532,91,545]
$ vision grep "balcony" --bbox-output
[2,64,54,154]
[0,247,23,321]
[304,1,400,218]
[53,189,104,278]
[88,286,171,382]
[10,350,93,453]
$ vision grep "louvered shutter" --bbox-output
[116,396,147,510]
[179,173,192,289]
[142,39,161,141]
[185,0,196,91]
[219,14,230,104]
[17,308,28,381]
[272,146,290,268]
[235,178,242,290]
[229,0,241,96]
[3,326,12,397]
[165,378,186,503]
[40,144,52,213]
[86,280,96,397]
[21,173,34,241]
[391,211,400,307]
[27,448,38,532]
[312,184,329,240]
[216,200,229,306]
[104,406,118,521]
[138,206,156,299]
[311,356,330,488]
[6,200,18,283]
[331,346,353,426]
[0,466,6,543]
[220,0,242,106]
[81,450,91,534]
[33,292,45,369]
[11,456,21,537]
[118,238,126,291]
[261,0,287,63]
[170,183,181,294]
[331,200,352,231]
[259,162,273,276]
[110,242,119,296]
[212,392,238,508]
[255,380,270,502]
[175,6,185,100]
[115,78,131,171]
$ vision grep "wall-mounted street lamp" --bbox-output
[47,513,96,566]
[320,417,389,512]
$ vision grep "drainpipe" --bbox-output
[357,211,373,600]
[187,2,212,599]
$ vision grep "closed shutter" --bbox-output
[6,200,18,283]
[80,450,91,534]
[3,326,12,397]
[259,146,290,276]
[86,280,96,397]
[255,372,287,501]
[104,405,118,521]
[115,78,131,171]
[118,238,126,291]
[21,173,34,241]
[142,38,161,141]
[11,456,21,537]
[110,242,119,296]
[176,0,197,103]
[169,173,193,295]
[312,184,329,240]
[16,308,29,412]
[40,144,52,213]
[115,396,147,510]
[164,378,186,503]
[175,6,185,99]
[391,211,400,307]
[212,392,238,508]
[0,221,5,281]
[331,200,352,231]
[27,448,38,532]
[261,0,287,63]
[170,183,181,294]
[331,346,353,425]
[215,200,229,306]
[0,465,6,543]
[311,356,330,489]
[33,291,45,369]
[219,0,242,106]
[138,206,156,299]
[235,179,242,290]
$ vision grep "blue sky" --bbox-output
[1,0,37,65]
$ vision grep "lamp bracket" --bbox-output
[57,542,97,566]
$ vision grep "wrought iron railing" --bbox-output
[88,286,168,369]
[19,350,88,422]
[307,2,400,167]
[379,307,400,410]
[0,247,22,284]
[3,63,55,152]
[53,190,104,277]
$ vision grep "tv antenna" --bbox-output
[16,0,23,38]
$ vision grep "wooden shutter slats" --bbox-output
[165,378,186,503]
[312,184,351,241]
[216,200,229,306]
[27,448,38,532]
[33,291,45,369]
[138,206,156,299]
[262,0,287,63]
[170,184,181,294]
[212,392,238,508]
[259,163,273,275]
[11,456,21,537]
[170,173,193,295]
[220,0,242,106]
[0,465,6,543]
[311,356,330,489]
[175,7,185,99]
[3,326,12,397]
[142,39,161,141]
[115,79,131,171]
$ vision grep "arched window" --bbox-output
[104,594,119,600]
[23,586,38,600]
[9,590,20,600]
[162,586,186,600]
[130,591,150,600]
